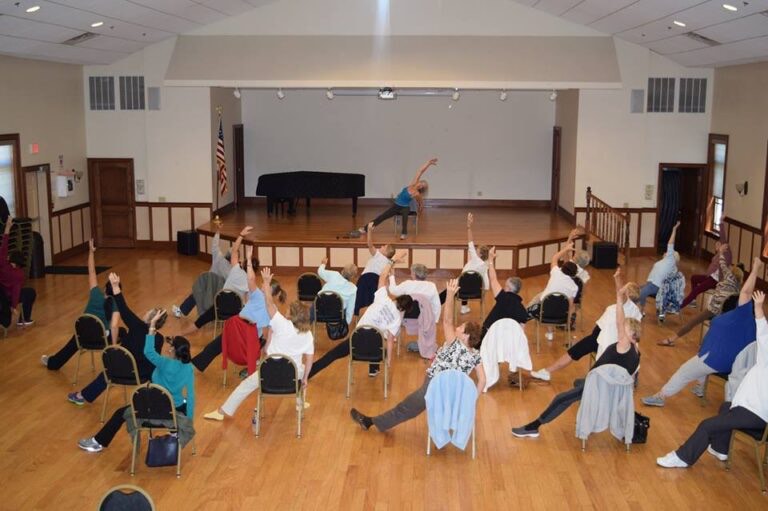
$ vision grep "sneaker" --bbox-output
[16,320,34,327]
[172,305,182,318]
[368,367,380,378]
[544,331,554,341]
[460,305,471,315]
[400,234,407,240]
[350,408,373,430]
[656,451,688,468]
[691,384,705,398]
[658,315,665,324]
[78,437,103,453]
[40,355,49,367]
[204,410,224,421]
[642,395,665,407]
[67,392,85,406]
[406,342,419,353]
[511,425,540,438]
[238,368,248,379]
[707,445,728,462]
[530,368,551,382]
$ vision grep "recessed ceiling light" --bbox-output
[673,20,686,27]
[722,4,738,11]
[25,5,40,13]
[91,21,104,28]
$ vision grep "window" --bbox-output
[647,77,675,113]
[679,78,707,113]
[89,76,115,110]
[0,134,22,217]
[706,134,729,234]
[119,76,145,110]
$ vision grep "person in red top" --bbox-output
[0,219,36,327]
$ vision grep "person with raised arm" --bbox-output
[354,221,397,316]
[479,246,527,338]
[513,267,641,438]
[680,234,732,310]
[0,218,36,327]
[451,212,490,315]
[526,241,579,340]
[638,221,681,314]
[41,239,121,370]
[358,158,437,240]
[349,278,485,432]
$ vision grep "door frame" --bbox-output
[551,126,561,211]
[87,157,136,248]
[0,133,26,217]
[22,163,53,264]
[234,124,245,209]
[706,133,730,235]
[655,162,708,257]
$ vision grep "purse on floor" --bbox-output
[326,319,349,340]
[145,433,179,467]
[631,412,651,444]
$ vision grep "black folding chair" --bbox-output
[534,293,570,354]
[100,345,149,423]
[73,313,110,385]
[313,291,344,339]
[573,277,585,331]
[213,290,243,339]
[297,273,323,302]
[98,484,155,511]
[455,271,484,321]
[253,355,305,438]
[397,300,421,357]
[726,423,768,494]
[347,326,388,399]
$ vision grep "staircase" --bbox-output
[584,187,631,264]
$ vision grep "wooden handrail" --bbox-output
[584,187,631,263]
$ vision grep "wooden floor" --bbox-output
[1,248,765,510]
[197,204,575,247]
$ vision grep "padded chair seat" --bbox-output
[352,353,384,363]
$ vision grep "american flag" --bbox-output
[216,117,228,195]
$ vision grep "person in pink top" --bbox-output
[680,238,732,309]
[0,219,36,327]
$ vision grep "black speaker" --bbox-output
[591,241,618,269]
[177,230,199,256]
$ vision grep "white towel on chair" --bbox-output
[480,318,532,392]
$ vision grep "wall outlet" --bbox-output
[136,179,145,195]
[477,191,483,197]
[158,196,166,202]
[644,184,654,201]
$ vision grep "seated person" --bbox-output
[526,242,579,340]
[680,238,732,310]
[78,312,194,453]
[658,243,742,347]
[42,239,121,370]
[457,212,490,314]
[349,278,485,432]
[67,272,166,405]
[643,257,761,407]
[317,258,358,325]
[574,249,591,285]
[657,290,767,468]
[0,219,36,327]
[191,247,283,372]
[179,226,254,336]
[309,253,412,379]
[513,270,641,438]
[638,221,680,314]
[354,222,396,316]
[389,263,441,325]
[204,267,314,423]
[531,267,641,381]
[481,246,527,339]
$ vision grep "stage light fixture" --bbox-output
[673,20,686,27]
[451,88,460,101]
[277,88,285,100]
[26,6,40,13]
[326,88,334,100]
[549,90,558,101]
[233,88,241,99]
[722,4,737,12]
[499,90,507,101]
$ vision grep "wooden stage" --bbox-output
[196,204,576,276]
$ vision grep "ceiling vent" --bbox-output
[61,32,98,46]
[684,32,721,47]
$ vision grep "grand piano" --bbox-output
[256,171,365,216]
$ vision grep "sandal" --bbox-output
[657,338,676,347]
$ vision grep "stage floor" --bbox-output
[197,204,575,248]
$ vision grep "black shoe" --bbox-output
[368,368,380,378]
[350,408,373,430]
[511,425,540,438]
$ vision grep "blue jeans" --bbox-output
[638,282,659,308]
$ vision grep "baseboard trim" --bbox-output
[136,240,177,249]
[237,197,551,208]
[52,242,89,263]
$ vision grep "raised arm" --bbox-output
[379,251,406,289]
[467,213,475,245]
[488,246,502,297]
[667,221,680,248]
[754,291,765,321]
[366,222,376,256]
[551,242,575,269]
[245,246,258,292]
[739,257,763,306]
[260,267,277,318]
[614,267,627,338]
[230,226,253,268]
[442,279,459,341]
[317,257,336,282]
[565,227,584,261]
[87,239,98,289]
[108,273,144,333]
[409,158,438,186]
[144,310,167,367]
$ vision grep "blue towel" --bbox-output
[425,370,478,450]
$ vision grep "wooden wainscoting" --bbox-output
[51,202,91,263]
[702,217,766,280]
[135,202,212,248]
[573,206,657,256]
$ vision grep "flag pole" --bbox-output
[214,105,223,219]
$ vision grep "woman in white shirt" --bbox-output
[526,242,579,340]
[657,291,768,468]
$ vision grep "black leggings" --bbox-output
[566,326,601,361]
[538,379,585,425]
[95,403,187,447]
[307,341,378,379]
[191,335,222,372]
[367,203,410,234]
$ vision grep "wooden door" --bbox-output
[234,124,245,208]
[551,126,561,211]
[88,158,135,248]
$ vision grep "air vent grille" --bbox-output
[62,32,98,46]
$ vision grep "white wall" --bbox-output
[241,90,555,200]
[83,38,212,203]
[574,39,713,208]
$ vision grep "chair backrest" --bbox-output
[131,384,177,429]
[259,355,299,395]
[540,293,570,322]
[102,345,141,386]
[573,277,584,304]
[75,313,108,350]
[214,290,243,320]
[721,294,739,314]
[349,326,385,362]
[98,484,155,511]
[404,300,421,320]
[314,291,344,322]
[457,271,483,299]
[297,273,323,301]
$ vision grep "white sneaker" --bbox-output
[530,368,551,381]
[460,305,470,315]
[40,355,49,367]
[545,330,554,341]
[707,445,728,461]
[172,305,182,318]
[656,451,688,468]
[691,384,705,398]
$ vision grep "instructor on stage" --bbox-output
[358,158,437,240]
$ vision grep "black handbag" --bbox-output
[631,412,651,444]
[145,434,179,467]
[326,319,349,340]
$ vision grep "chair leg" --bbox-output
[296,391,302,439]
[700,376,710,407]
[90,351,95,372]
[254,394,262,437]
[536,322,540,354]
[518,369,523,393]
[130,433,139,476]
[471,425,476,460]
[756,444,767,493]
[72,351,82,386]
[100,383,111,423]
[726,433,736,471]
[581,439,586,451]
[384,358,388,400]
[426,431,431,456]
[223,368,228,388]
[346,359,352,399]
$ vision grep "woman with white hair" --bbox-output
[480,247,527,338]
[638,221,680,313]
[317,258,358,325]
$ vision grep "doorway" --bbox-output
[23,164,53,265]
[551,126,561,211]
[234,124,244,208]
[88,158,136,248]
[0,133,25,217]
[656,163,708,257]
